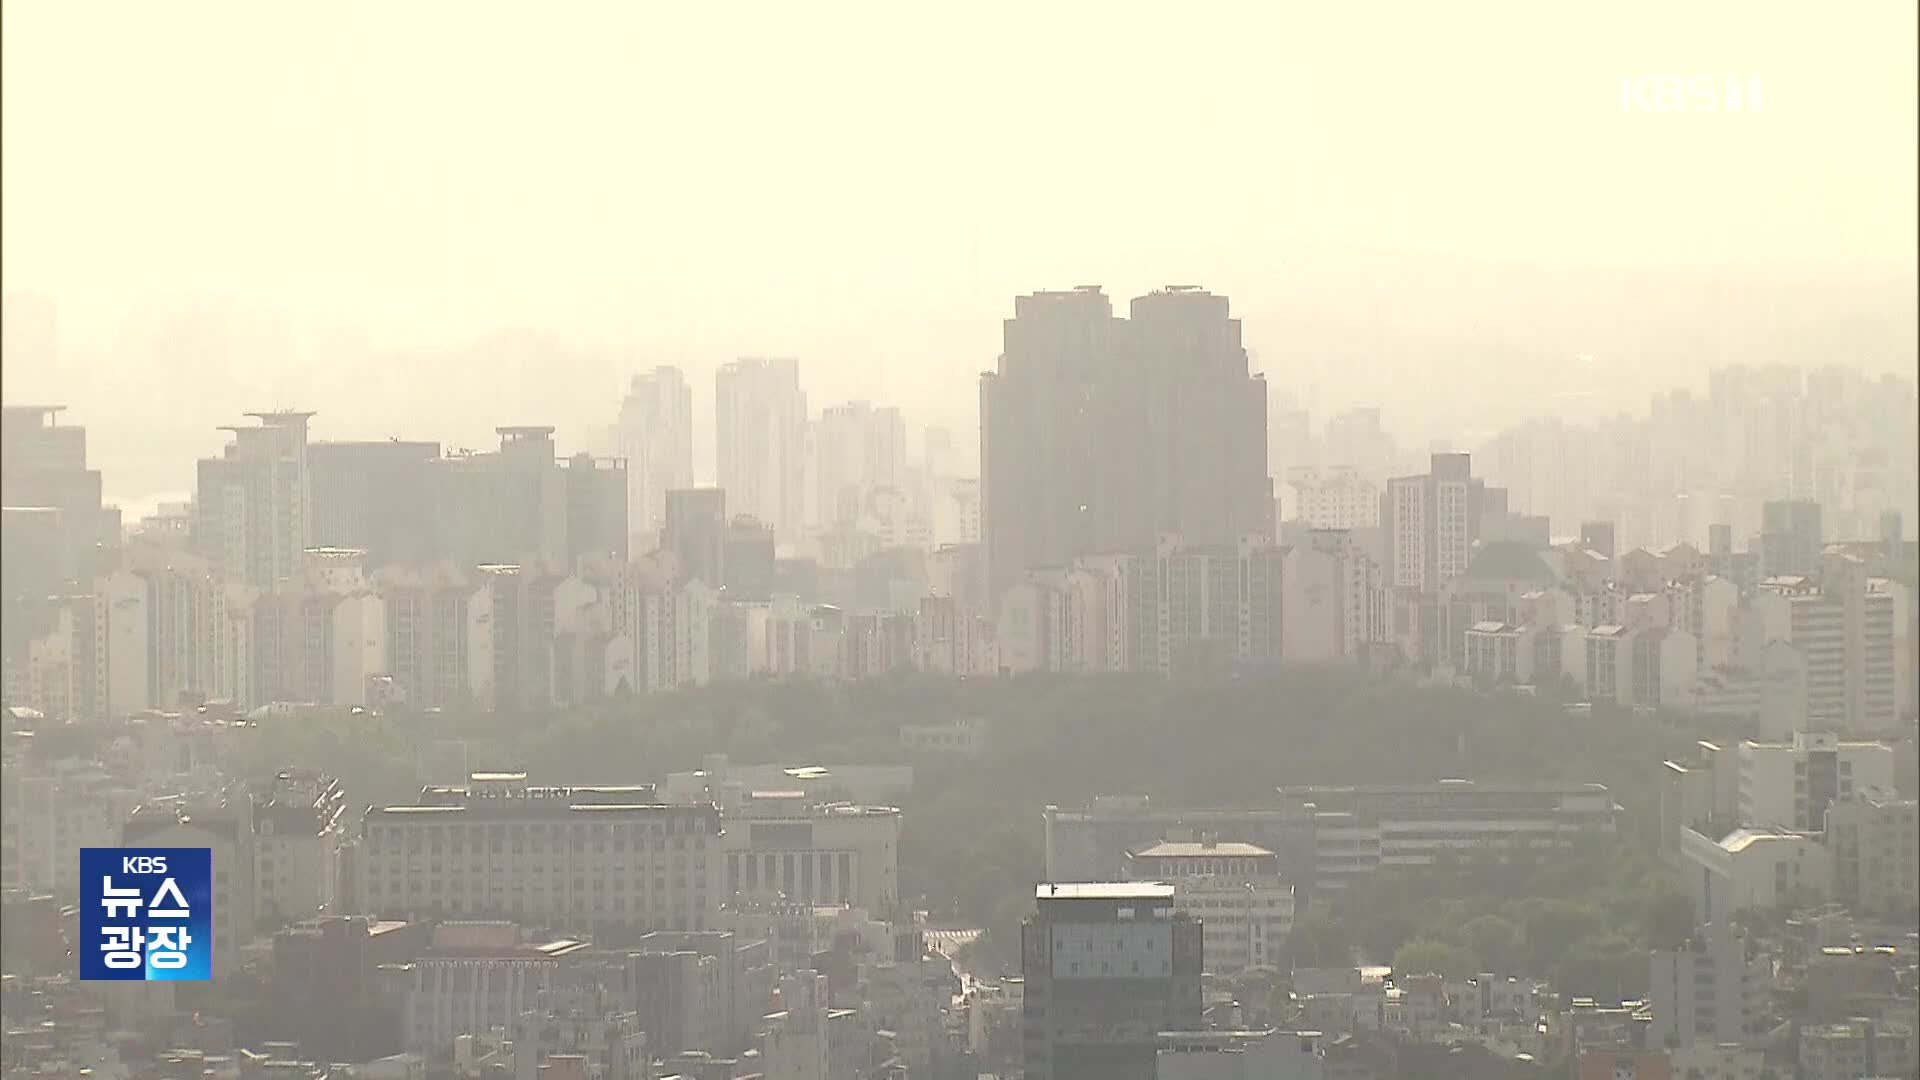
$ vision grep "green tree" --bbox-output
[1458,913,1521,974]
[1638,890,1698,951]
[1286,913,1353,969]
[1392,938,1480,980]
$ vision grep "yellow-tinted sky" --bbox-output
[3,0,1915,482]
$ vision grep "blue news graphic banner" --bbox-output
[79,848,213,981]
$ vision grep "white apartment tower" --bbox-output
[716,358,808,544]
[614,366,695,548]
[193,411,314,589]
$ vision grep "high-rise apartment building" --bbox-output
[717,358,808,543]
[0,406,119,592]
[1280,528,1389,665]
[1749,572,1897,733]
[1381,452,1487,592]
[193,411,315,590]
[375,563,478,712]
[614,366,695,546]
[468,564,560,713]
[1284,466,1380,530]
[812,400,907,530]
[1021,882,1203,1080]
[981,287,1270,605]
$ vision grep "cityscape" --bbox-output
[4,3,1919,1080]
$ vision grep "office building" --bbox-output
[1735,730,1895,832]
[354,773,722,932]
[1759,499,1822,578]
[613,366,695,546]
[308,439,442,567]
[1579,521,1617,561]
[717,357,808,543]
[1022,883,1204,1080]
[1124,840,1294,976]
[981,287,1270,604]
[431,427,626,574]
[1276,781,1618,895]
[720,791,901,914]
[193,411,315,589]
[662,487,727,587]
[1071,794,1460,904]
[722,514,777,600]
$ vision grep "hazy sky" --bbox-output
[4,1,1916,495]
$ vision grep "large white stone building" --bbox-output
[354,774,722,933]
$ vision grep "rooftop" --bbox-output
[1036,882,1176,901]
[1132,841,1274,859]
[1719,826,1815,853]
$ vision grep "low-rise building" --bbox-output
[1798,1017,1915,1080]
[1156,1028,1328,1079]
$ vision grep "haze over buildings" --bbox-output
[1,5,1917,1079]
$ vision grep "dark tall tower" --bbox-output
[1127,287,1273,551]
[1760,499,1822,578]
[981,286,1269,605]
[308,439,442,566]
[1021,882,1203,1080]
[663,488,727,588]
